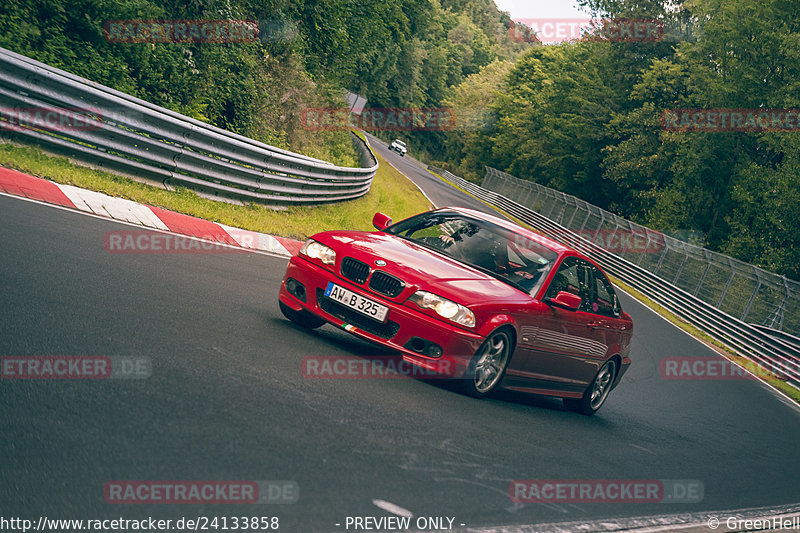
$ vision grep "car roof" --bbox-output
[434,206,571,254]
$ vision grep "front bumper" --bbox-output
[279,256,485,378]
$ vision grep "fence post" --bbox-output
[673,243,690,285]
[616,217,632,256]
[577,204,592,232]
[741,267,763,323]
[717,259,737,308]
[554,190,568,224]
[531,183,545,211]
[768,276,789,330]
[542,190,557,219]
[653,238,670,276]
[565,197,579,229]
[523,184,533,206]
[593,210,606,251]
[694,250,712,297]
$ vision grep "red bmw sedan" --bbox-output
[279,207,633,415]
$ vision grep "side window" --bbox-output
[544,257,582,300]
[575,260,594,313]
[589,266,620,317]
[546,258,610,315]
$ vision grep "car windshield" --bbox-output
[387,211,558,295]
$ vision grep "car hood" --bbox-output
[314,230,530,307]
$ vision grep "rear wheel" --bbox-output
[279,301,326,329]
[565,359,616,416]
[463,328,513,397]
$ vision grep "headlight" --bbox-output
[409,291,475,328]
[299,239,336,266]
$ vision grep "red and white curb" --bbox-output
[0,166,303,257]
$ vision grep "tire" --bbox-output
[462,328,513,398]
[565,359,616,416]
[279,301,326,329]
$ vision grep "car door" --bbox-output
[583,263,632,359]
[514,256,609,393]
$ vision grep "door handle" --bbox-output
[587,322,600,329]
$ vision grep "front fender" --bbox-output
[477,314,516,340]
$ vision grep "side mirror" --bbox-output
[372,212,393,231]
[545,291,582,311]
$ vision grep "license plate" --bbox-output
[324,282,389,322]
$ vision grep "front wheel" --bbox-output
[462,328,513,397]
[565,359,616,416]
[279,301,326,329]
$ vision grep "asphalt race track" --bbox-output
[2,151,800,532]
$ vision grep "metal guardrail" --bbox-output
[752,325,800,352]
[0,47,378,205]
[428,165,800,389]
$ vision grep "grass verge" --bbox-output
[0,139,432,241]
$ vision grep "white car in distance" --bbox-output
[389,139,407,156]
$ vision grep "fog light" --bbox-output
[285,278,307,302]
[404,337,444,358]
